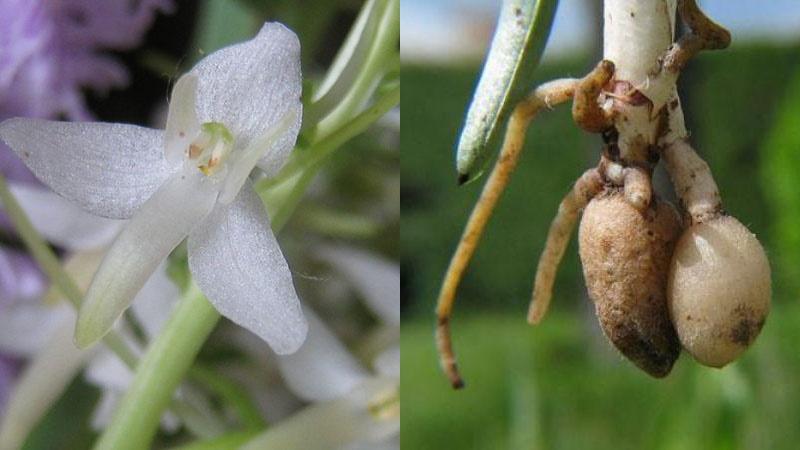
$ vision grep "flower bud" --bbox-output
[579,191,682,377]
[668,215,770,367]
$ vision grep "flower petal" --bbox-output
[163,73,200,165]
[7,182,124,250]
[0,302,72,357]
[0,248,45,305]
[84,347,136,392]
[75,171,218,347]
[0,118,176,219]
[219,106,299,204]
[188,183,306,354]
[373,345,399,380]
[129,263,180,339]
[240,378,398,450]
[190,22,302,177]
[277,307,368,401]
[316,245,400,326]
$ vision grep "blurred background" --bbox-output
[401,1,800,449]
[1,0,399,448]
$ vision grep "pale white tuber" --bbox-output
[668,215,771,367]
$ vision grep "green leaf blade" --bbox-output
[455,0,559,183]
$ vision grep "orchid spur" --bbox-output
[0,22,309,354]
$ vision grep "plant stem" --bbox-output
[603,0,678,162]
[314,0,398,138]
[258,85,400,192]
[92,283,220,450]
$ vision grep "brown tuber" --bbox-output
[668,215,771,367]
[578,190,682,377]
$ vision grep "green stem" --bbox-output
[257,85,400,193]
[0,174,137,367]
[93,283,221,450]
[262,163,321,232]
[293,204,381,239]
[313,0,398,138]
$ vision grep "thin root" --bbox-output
[435,78,578,389]
[572,60,615,133]
[528,168,604,324]
[663,0,731,73]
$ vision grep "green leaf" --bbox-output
[759,66,800,289]
[194,0,258,61]
[455,0,559,184]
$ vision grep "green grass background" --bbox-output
[401,43,800,449]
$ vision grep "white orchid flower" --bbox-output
[265,307,398,450]
[0,23,308,354]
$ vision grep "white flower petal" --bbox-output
[0,302,73,357]
[129,262,180,339]
[188,183,306,354]
[7,182,124,250]
[0,118,177,219]
[0,321,95,450]
[89,391,122,431]
[219,107,299,205]
[277,308,369,401]
[240,378,398,450]
[76,171,219,347]
[164,73,200,165]
[316,245,400,326]
[88,376,182,434]
[190,22,302,176]
[43,249,106,305]
[84,348,135,392]
[373,345,399,380]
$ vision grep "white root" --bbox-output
[661,138,721,224]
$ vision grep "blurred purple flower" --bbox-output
[0,354,18,416]
[0,247,45,307]
[0,0,173,182]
